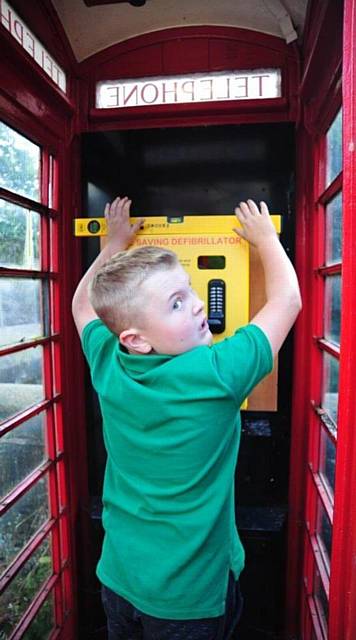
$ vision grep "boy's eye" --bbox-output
[172,298,183,310]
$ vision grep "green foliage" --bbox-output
[0,543,52,638]
[0,121,40,267]
[0,121,39,197]
[0,202,26,266]
[0,123,52,639]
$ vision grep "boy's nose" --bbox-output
[192,294,204,314]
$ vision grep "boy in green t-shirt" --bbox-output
[72,196,301,640]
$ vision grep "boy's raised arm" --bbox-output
[72,196,143,337]
[234,200,302,358]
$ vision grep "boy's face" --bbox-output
[132,263,213,355]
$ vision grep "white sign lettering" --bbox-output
[96,69,281,109]
[1,0,66,92]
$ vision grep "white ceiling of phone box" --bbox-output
[51,0,308,62]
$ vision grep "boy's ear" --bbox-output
[119,328,153,354]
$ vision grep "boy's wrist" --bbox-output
[105,236,130,254]
[255,232,279,251]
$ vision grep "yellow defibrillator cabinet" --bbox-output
[75,213,281,409]
[132,216,252,343]
[75,213,281,345]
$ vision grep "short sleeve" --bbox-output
[81,319,116,373]
[211,324,273,405]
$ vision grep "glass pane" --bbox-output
[321,352,339,425]
[0,121,40,201]
[0,477,48,574]
[48,156,54,209]
[0,200,41,269]
[0,278,45,348]
[0,347,44,422]
[313,568,328,631]
[0,537,52,637]
[0,413,47,499]
[317,499,332,561]
[325,192,342,265]
[326,109,342,185]
[319,429,336,494]
[23,592,54,639]
[324,275,341,345]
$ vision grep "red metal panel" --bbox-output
[0,30,74,132]
[287,1,356,638]
[78,26,299,132]
[97,43,164,79]
[300,1,343,135]
[79,25,294,73]
[328,1,356,638]
[285,4,346,638]
[56,140,90,640]
[0,5,83,638]
[285,124,313,638]
[7,0,77,71]
[208,34,295,70]
[163,38,209,74]
[87,96,290,132]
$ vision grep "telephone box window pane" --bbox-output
[48,156,53,208]
[0,537,51,637]
[321,352,339,425]
[326,109,342,186]
[317,499,332,561]
[0,347,44,422]
[0,477,48,572]
[324,275,341,345]
[24,591,54,639]
[0,200,41,269]
[0,121,40,202]
[0,413,46,499]
[319,429,336,494]
[313,569,329,632]
[0,278,45,348]
[325,192,342,265]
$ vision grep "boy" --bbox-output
[72,196,301,640]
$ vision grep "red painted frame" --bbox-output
[0,2,86,637]
[74,19,303,639]
[328,1,356,638]
[75,21,302,638]
[0,157,74,637]
[77,25,300,132]
[286,1,356,639]
[1,1,354,638]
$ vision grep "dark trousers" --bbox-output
[101,572,243,640]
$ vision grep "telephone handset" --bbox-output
[207,279,226,334]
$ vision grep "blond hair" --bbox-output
[89,246,179,335]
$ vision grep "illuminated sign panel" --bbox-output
[0,0,66,92]
[96,69,282,109]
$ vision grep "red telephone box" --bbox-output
[0,1,355,638]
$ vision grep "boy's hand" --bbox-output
[234,199,301,358]
[105,196,144,252]
[233,200,277,247]
[72,196,144,336]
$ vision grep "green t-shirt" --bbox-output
[82,320,272,619]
